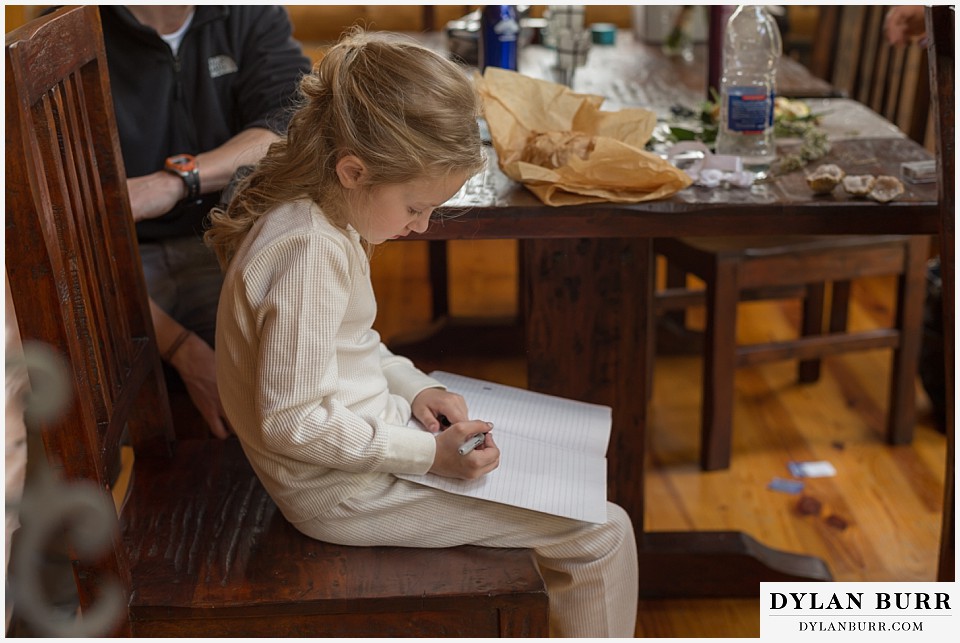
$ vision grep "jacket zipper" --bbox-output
[173,56,183,102]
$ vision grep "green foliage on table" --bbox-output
[660,95,830,176]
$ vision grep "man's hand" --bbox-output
[884,5,926,47]
[169,332,233,439]
[149,299,231,438]
[127,171,186,222]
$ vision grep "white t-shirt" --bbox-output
[159,9,194,56]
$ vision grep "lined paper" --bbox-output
[397,372,612,523]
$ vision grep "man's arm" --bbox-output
[150,298,232,439]
[128,127,278,223]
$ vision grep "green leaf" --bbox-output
[669,127,699,141]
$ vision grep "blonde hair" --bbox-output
[205,30,484,267]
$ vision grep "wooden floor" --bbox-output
[370,238,948,639]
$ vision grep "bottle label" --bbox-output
[726,86,774,133]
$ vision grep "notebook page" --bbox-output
[397,372,612,523]
[427,371,611,456]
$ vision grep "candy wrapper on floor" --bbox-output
[476,67,692,206]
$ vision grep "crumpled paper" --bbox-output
[475,67,692,206]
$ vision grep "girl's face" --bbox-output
[338,157,469,245]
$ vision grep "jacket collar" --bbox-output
[107,5,230,39]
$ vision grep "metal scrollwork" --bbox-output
[6,341,124,637]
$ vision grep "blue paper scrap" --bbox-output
[768,477,805,494]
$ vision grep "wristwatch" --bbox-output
[164,154,201,204]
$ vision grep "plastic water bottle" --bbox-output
[715,5,782,174]
[480,6,520,71]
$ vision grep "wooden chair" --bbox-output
[654,6,932,471]
[811,5,931,145]
[654,234,928,471]
[925,4,954,583]
[5,6,547,637]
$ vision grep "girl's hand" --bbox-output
[411,387,468,433]
[429,420,499,480]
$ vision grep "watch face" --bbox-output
[166,154,197,173]
[164,154,201,202]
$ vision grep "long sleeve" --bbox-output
[216,200,441,522]
[249,231,436,475]
[380,343,446,404]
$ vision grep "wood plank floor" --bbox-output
[370,238,948,638]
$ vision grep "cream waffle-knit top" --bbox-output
[215,198,441,524]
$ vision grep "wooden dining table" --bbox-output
[409,33,941,598]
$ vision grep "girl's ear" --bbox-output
[336,155,368,189]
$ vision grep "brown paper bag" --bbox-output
[476,67,692,206]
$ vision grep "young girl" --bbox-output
[205,31,638,637]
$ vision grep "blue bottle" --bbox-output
[480,5,519,71]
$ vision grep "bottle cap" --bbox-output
[591,23,616,45]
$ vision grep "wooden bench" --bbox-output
[5,6,547,636]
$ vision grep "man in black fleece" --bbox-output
[99,5,311,437]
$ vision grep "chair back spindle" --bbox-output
[813,5,931,144]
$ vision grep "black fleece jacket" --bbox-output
[98,6,311,240]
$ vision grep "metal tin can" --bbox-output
[480,5,519,71]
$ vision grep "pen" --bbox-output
[458,433,486,456]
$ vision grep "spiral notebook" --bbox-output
[398,371,612,524]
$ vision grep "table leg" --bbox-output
[386,241,524,361]
[522,237,832,598]
[523,237,648,524]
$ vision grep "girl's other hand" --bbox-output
[411,387,468,433]
[429,420,499,480]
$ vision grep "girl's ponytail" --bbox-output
[206,30,484,267]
